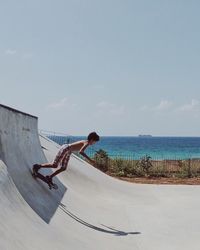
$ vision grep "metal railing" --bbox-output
[39,130,200,160]
[39,130,200,177]
[39,130,76,145]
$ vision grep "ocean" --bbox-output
[47,135,200,160]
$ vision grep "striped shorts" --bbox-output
[53,144,72,169]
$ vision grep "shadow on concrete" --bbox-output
[26,168,67,224]
[59,203,141,236]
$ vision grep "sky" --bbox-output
[0,0,200,136]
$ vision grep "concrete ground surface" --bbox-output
[0,103,200,250]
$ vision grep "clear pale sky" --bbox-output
[1,0,200,136]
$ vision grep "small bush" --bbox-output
[93,149,109,172]
[175,160,192,178]
[136,155,153,176]
[150,163,169,178]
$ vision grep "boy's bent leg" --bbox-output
[38,145,69,175]
[33,162,57,171]
[48,154,70,180]
[49,166,67,179]
[39,163,58,168]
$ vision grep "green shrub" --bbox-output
[93,149,109,172]
[149,163,169,178]
[175,160,192,178]
[136,155,153,176]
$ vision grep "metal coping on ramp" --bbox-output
[0,103,37,119]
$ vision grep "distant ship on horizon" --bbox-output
[138,134,153,138]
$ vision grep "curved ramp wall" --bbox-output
[0,104,67,223]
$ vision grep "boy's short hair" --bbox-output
[87,132,100,142]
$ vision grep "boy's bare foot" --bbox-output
[32,164,41,175]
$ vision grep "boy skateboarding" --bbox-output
[33,132,100,185]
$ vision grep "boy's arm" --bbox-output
[79,144,95,164]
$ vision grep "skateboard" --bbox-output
[31,169,58,190]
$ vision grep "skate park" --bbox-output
[0,103,200,250]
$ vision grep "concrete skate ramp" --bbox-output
[0,104,67,223]
[0,160,67,250]
[1,104,200,250]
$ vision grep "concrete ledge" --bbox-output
[0,103,37,119]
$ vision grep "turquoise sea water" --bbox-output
[48,135,200,160]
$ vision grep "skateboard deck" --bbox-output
[31,169,58,190]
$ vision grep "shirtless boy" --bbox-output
[32,132,100,184]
